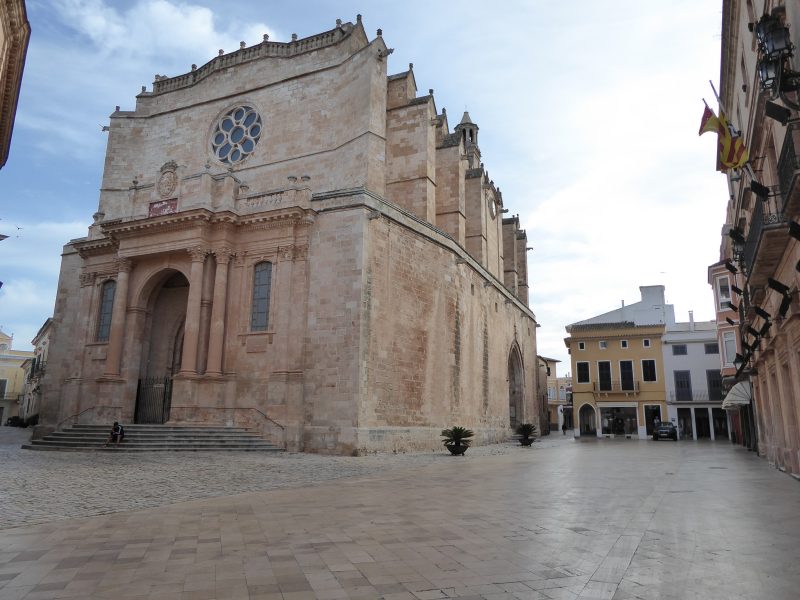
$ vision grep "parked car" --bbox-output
[653,421,678,441]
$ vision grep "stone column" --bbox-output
[180,247,207,375]
[104,258,132,377]
[206,248,233,376]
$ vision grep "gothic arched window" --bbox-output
[250,262,273,331]
[96,280,116,342]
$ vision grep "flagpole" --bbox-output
[709,80,722,110]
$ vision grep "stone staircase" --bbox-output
[22,424,284,452]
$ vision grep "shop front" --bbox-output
[598,402,640,438]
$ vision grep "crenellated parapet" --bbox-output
[148,19,361,96]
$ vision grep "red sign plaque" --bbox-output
[149,199,178,217]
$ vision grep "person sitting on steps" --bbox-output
[104,422,125,447]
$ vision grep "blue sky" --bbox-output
[0,0,728,371]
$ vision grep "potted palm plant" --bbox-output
[516,422,537,446]
[441,426,474,455]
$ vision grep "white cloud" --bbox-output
[54,0,277,65]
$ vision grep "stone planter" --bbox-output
[446,444,468,455]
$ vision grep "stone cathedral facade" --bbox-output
[37,17,539,454]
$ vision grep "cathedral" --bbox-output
[37,17,539,454]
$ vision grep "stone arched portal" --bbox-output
[508,345,524,429]
[135,270,189,423]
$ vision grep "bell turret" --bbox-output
[454,111,480,167]
[454,111,478,146]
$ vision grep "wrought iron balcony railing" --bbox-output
[667,391,724,403]
[778,123,800,217]
[593,380,640,394]
[743,195,787,285]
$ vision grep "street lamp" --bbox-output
[753,11,800,110]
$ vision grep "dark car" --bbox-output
[653,422,678,441]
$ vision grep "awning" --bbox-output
[722,381,752,410]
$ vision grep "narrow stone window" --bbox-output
[96,280,116,342]
[250,261,273,331]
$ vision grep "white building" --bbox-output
[663,312,728,440]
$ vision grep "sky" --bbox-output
[0,0,730,372]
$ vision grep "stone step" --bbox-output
[26,440,279,448]
[67,426,256,433]
[22,444,282,452]
[45,432,264,440]
[23,424,284,452]
[31,434,276,444]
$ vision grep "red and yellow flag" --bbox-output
[699,104,749,171]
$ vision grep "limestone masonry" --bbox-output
[37,16,539,454]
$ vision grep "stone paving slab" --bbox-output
[1,427,800,599]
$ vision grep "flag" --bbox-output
[699,103,749,171]
[699,105,718,135]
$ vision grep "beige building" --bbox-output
[0,330,34,423]
[565,287,670,439]
[0,0,30,168]
[550,375,573,433]
[37,18,539,454]
[20,318,52,422]
[708,260,757,449]
[712,1,800,474]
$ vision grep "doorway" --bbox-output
[677,407,694,439]
[579,404,596,435]
[644,405,662,435]
[508,346,524,429]
[695,408,711,438]
[136,271,189,424]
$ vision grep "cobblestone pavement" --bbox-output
[0,427,556,530]
[1,427,799,599]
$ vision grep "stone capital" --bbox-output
[115,258,133,273]
[212,247,235,264]
[188,246,209,262]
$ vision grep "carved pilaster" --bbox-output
[293,244,308,261]
[278,245,294,261]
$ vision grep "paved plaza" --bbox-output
[1,429,799,600]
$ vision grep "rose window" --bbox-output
[211,106,262,164]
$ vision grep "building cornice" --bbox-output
[719,0,739,113]
[0,0,31,168]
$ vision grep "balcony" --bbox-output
[778,123,800,219]
[743,195,787,287]
[667,391,723,403]
[593,380,640,394]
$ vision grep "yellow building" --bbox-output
[0,330,34,423]
[565,286,669,439]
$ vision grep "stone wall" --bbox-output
[345,194,538,454]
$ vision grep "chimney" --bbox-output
[689,310,695,331]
